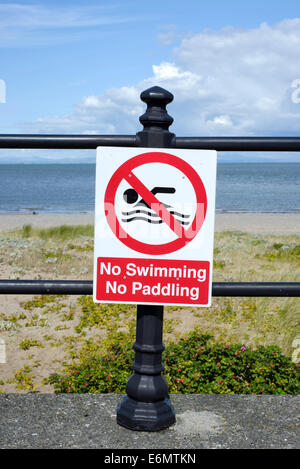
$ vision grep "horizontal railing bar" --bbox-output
[0,134,136,149]
[0,280,299,297]
[1,135,300,151]
[0,280,92,295]
[175,137,300,151]
[212,282,300,297]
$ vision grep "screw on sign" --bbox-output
[94,147,217,307]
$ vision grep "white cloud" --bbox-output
[0,3,139,47]
[156,24,182,46]
[21,19,300,149]
[208,115,233,126]
[26,85,143,135]
[169,19,300,136]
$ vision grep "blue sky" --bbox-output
[0,0,300,162]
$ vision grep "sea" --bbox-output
[0,163,299,214]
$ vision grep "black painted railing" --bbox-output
[0,279,298,297]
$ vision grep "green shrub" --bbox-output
[164,332,299,395]
[48,330,299,395]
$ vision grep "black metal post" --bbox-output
[116,87,176,431]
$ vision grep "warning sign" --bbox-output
[93,147,217,307]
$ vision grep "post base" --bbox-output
[117,395,176,432]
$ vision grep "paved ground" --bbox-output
[0,394,299,449]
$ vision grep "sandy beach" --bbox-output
[0,212,299,234]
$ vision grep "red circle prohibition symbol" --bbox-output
[104,152,207,255]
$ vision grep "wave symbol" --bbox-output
[121,207,190,225]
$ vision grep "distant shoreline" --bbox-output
[0,161,299,165]
[0,212,299,235]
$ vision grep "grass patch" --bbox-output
[19,224,94,241]
[19,338,44,350]
[6,365,37,391]
[75,296,136,334]
[259,243,300,264]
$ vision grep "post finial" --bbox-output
[136,86,175,148]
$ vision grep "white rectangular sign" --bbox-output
[93,147,217,307]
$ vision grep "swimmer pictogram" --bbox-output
[121,186,190,225]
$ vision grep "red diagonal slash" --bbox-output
[124,171,186,238]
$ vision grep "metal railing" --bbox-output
[0,279,298,297]
[0,86,299,432]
